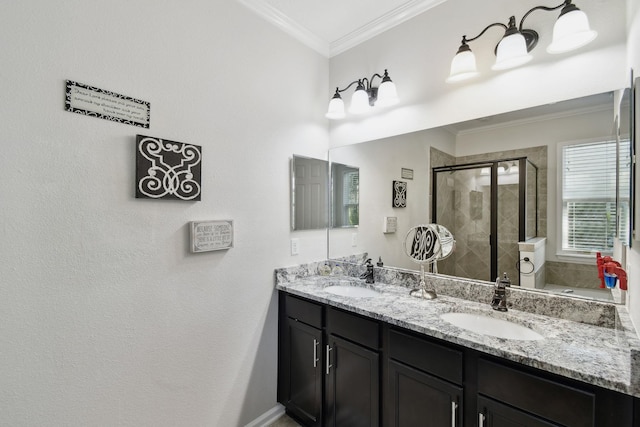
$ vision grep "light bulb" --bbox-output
[349,86,370,114]
[492,32,532,70]
[447,46,479,83]
[326,96,345,119]
[547,7,597,54]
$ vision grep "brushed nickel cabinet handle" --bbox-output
[478,412,485,427]
[325,345,333,375]
[451,401,458,427]
[313,339,319,368]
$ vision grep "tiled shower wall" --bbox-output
[430,146,548,285]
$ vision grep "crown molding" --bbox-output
[237,0,446,58]
[450,103,613,136]
[236,0,330,56]
[329,0,447,57]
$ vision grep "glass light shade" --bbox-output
[546,9,597,54]
[492,32,532,71]
[375,80,399,107]
[326,96,345,119]
[446,49,478,83]
[349,88,370,114]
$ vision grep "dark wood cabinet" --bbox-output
[284,318,323,426]
[478,396,559,427]
[325,306,381,427]
[325,334,379,427]
[387,328,463,427]
[388,359,463,427]
[277,291,638,427]
[476,357,635,427]
[278,294,323,426]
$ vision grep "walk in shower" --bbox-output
[432,157,538,285]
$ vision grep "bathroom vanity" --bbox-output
[275,263,640,427]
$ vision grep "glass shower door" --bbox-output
[496,161,522,285]
[433,165,492,282]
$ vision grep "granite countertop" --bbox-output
[276,271,640,398]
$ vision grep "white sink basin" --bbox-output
[440,312,543,341]
[324,285,380,298]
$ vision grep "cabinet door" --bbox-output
[478,396,560,427]
[388,360,463,427]
[325,334,379,427]
[283,318,323,426]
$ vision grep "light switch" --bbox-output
[291,238,299,255]
[351,233,358,247]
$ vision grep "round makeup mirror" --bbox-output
[403,224,455,299]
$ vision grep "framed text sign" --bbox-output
[190,220,234,253]
[401,168,414,180]
[65,80,150,128]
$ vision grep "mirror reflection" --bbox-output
[291,155,329,230]
[616,88,632,245]
[432,157,538,285]
[329,90,632,303]
[331,163,359,228]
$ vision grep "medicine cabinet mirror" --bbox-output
[291,155,329,230]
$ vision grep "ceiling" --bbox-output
[443,91,616,134]
[236,0,447,57]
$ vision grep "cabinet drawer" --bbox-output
[327,307,380,349]
[477,358,595,427]
[389,328,463,385]
[285,294,322,328]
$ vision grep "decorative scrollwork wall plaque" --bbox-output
[135,135,202,201]
[392,180,407,208]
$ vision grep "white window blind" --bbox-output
[342,171,359,226]
[561,140,618,253]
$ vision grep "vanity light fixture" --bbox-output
[446,0,597,83]
[326,69,399,120]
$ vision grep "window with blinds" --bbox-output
[342,170,359,226]
[560,139,626,254]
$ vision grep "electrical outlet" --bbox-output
[351,233,358,247]
[290,238,299,255]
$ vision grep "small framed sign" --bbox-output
[65,80,150,128]
[401,168,414,180]
[190,220,234,253]
[383,216,398,233]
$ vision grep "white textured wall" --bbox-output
[0,1,328,426]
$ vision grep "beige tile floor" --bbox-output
[268,414,301,427]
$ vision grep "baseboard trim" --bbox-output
[245,404,285,427]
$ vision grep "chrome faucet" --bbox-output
[360,258,375,284]
[491,272,511,312]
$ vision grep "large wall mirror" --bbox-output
[329,88,634,303]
